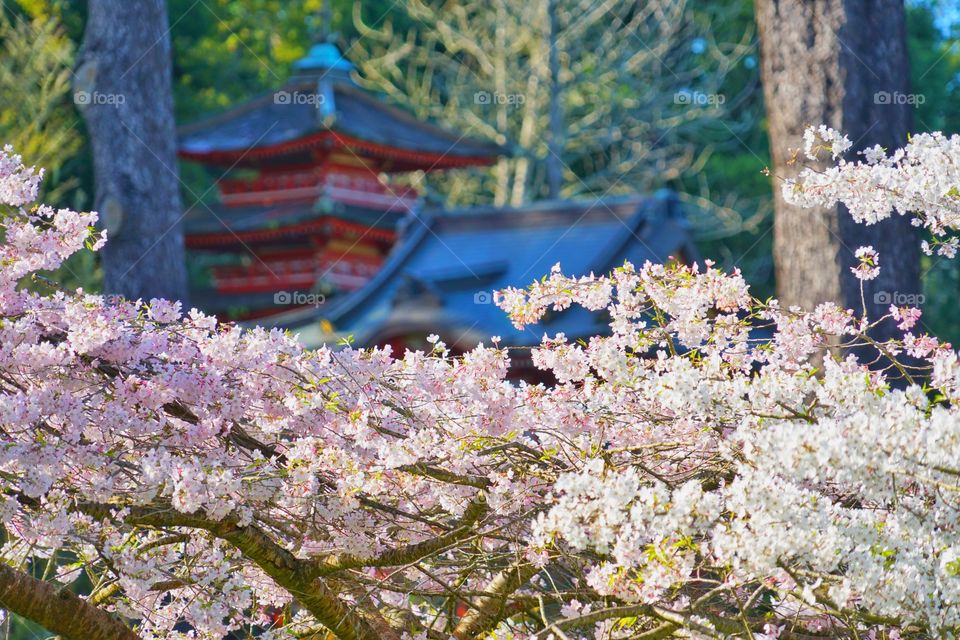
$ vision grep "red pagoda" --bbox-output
[177,41,506,320]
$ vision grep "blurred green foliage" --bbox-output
[0,2,99,294]
[682,0,774,298]
[0,9,79,188]
[907,2,960,344]
[0,0,958,332]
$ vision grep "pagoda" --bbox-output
[177,40,505,320]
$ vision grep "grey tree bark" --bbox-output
[76,0,188,303]
[755,0,919,335]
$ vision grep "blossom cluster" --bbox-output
[0,136,958,640]
[784,125,960,255]
[0,144,43,207]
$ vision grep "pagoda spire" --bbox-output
[295,0,352,79]
[307,0,334,44]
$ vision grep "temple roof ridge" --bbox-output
[253,192,699,347]
[177,68,509,168]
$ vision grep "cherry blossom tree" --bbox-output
[2,130,960,639]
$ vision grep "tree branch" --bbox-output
[452,561,541,639]
[74,501,400,640]
[314,493,488,575]
[0,562,138,640]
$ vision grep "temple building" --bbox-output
[262,192,698,381]
[177,34,701,378]
[177,41,506,320]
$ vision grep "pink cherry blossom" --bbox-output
[890,304,922,331]
[1,138,959,640]
[851,245,880,280]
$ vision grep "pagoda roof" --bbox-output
[189,289,305,318]
[183,199,402,247]
[259,192,699,349]
[177,77,509,170]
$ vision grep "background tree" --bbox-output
[76,0,188,302]
[755,0,920,332]
[353,0,755,208]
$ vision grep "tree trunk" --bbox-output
[0,562,138,640]
[545,0,563,199]
[76,0,188,303]
[755,0,918,336]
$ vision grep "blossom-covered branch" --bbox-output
[784,125,960,257]
[1,134,959,640]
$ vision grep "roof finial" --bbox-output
[307,0,333,44]
[294,0,353,77]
